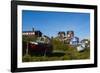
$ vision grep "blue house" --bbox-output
[70,37,79,46]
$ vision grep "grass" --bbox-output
[22,48,90,62]
[22,36,90,62]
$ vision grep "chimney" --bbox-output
[32,27,34,31]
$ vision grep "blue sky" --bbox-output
[22,10,90,40]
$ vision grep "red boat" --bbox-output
[28,41,53,55]
[22,35,53,56]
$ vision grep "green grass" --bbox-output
[22,36,90,62]
[22,48,90,62]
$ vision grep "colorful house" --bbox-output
[70,37,79,46]
[22,28,42,37]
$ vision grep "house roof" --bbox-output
[22,31,34,33]
[67,31,74,34]
[71,37,79,42]
[58,31,65,35]
[23,30,42,33]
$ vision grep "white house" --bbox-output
[77,43,86,51]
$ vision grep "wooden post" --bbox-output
[26,42,28,55]
[44,48,47,57]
